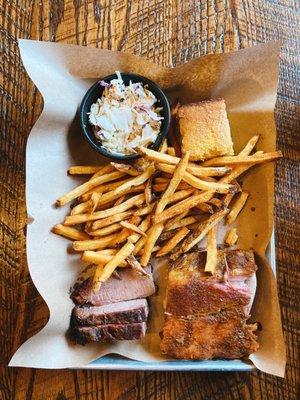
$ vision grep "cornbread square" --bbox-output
[177,99,234,161]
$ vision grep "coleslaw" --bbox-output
[88,71,164,155]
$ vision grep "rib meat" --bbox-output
[161,249,259,359]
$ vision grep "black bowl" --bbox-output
[80,72,171,161]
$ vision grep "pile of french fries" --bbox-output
[53,136,282,290]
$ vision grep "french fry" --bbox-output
[156,153,189,214]
[68,166,102,175]
[140,223,164,266]
[127,216,151,244]
[91,211,132,230]
[167,147,176,156]
[195,202,214,214]
[226,192,249,225]
[238,135,260,156]
[204,225,218,273]
[88,222,122,237]
[156,227,190,257]
[165,215,197,231]
[91,164,114,179]
[156,164,234,193]
[137,146,231,176]
[202,151,283,166]
[73,234,116,251]
[82,251,127,266]
[153,181,191,192]
[80,176,137,202]
[113,164,155,195]
[56,171,125,206]
[125,255,150,277]
[109,216,141,246]
[89,192,102,214]
[225,227,238,245]
[110,162,141,176]
[72,185,143,216]
[153,190,214,224]
[52,224,90,240]
[141,153,190,266]
[93,241,135,291]
[144,175,153,205]
[159,139,168,153]
[208,198,223,208]
[114,195,126,207]
[64,193,145,225]
[223,192,235,207]
[171,208,228,260]
[133,236,146,256]
[120,220,147,237]
[218,151,264,184]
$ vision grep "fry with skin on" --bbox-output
[208,198,223,208]
[223,192,235,207]
[153,190,214,224]
[113,164,155,195]
[109,216,141,246]
[238,135,260,157]
[90,164,114,179]
[141,153,190,266]
[125,255,150,277]
[93,241,135,291]
[80,176,137,202]
[113,195,126,207]
[165,215,197,231]
[156,227,190,257]
[88,222,122,237]
[204,225,218,273]
[133,236,146,256]
[120,220,147,236]
[52,224,90,240]
[68,166,102,175]
[153,181,191,192]
[156,163,234,193]
[73,234,116,251]
[144,175,153,205]
[89,192,102,214]
[110,162,141,176]
[137,146,231,176]
[82,251,127,266]
[171,208,228,260]
[225,227,238,245]
[226,192,249,225]
[91,211,132,230]
[202,150,283,166]
[64,193,145,225]
[195,202,214,214]
[56,171,125,206]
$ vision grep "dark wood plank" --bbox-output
[0,1,299,399]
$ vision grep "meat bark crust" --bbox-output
[161,249,259,359]
[72,322,147,344]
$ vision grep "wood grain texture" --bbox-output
[0,1,299,399]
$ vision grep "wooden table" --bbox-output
[1,1,299,399]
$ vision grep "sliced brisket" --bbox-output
[71,265,155,306]
[72,322,147,344]
[72,299,149,326]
